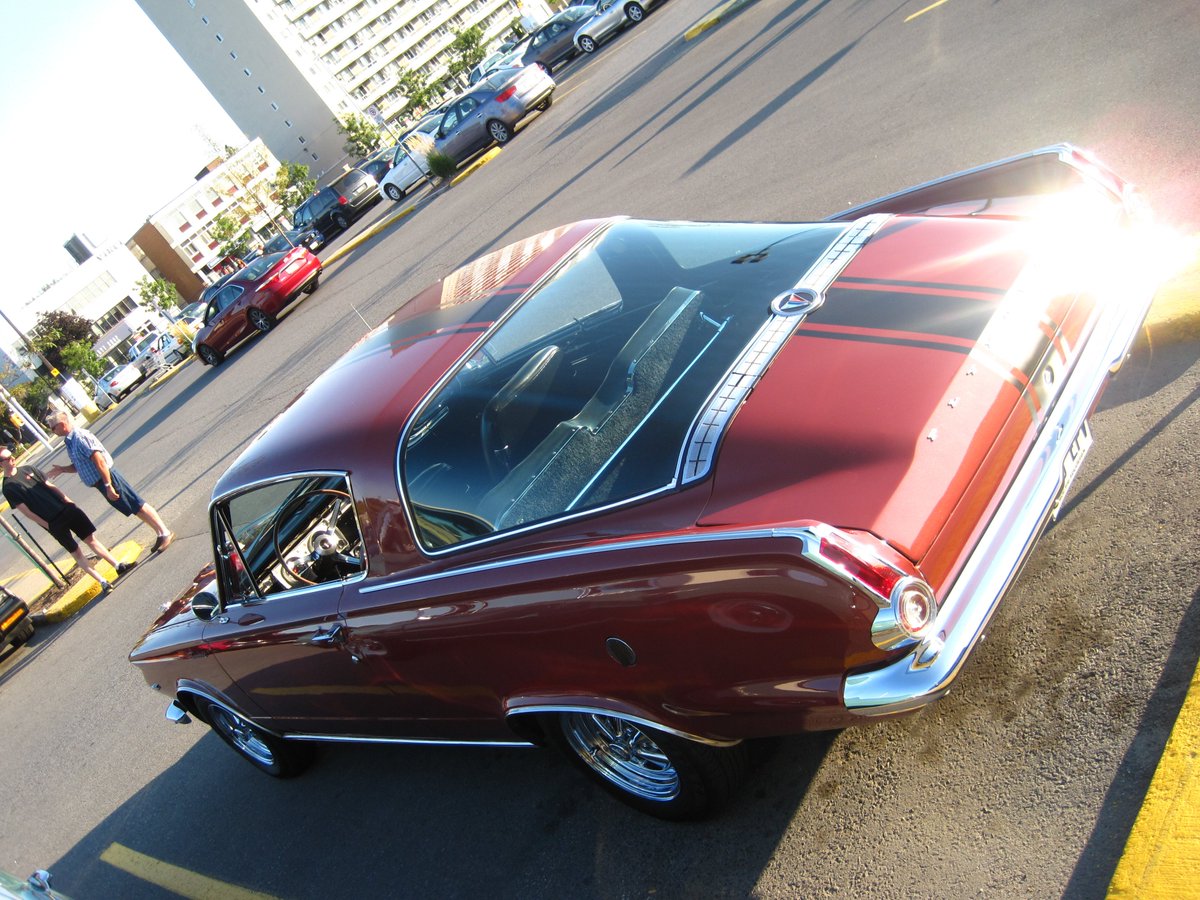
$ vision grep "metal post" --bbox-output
[0,514,67,588]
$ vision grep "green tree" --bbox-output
[446,25,487,86]
[59,340,106,379]
[209,212,253,259]
[10,377,55,422]
[136,276,183,315]
[274,161,317,215]
[336,113,382,158]
[396,67,440,116]
[28,310,95,374]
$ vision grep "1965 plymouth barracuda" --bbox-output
[131,145,1164,818]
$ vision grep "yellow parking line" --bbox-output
[100,843,278,900]
[1107,657,1200,898]
[905,0,952,22]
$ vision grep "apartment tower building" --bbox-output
[136,0,542,179]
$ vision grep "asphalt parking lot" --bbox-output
[2,1,1199,896]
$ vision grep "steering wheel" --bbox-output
[271,488,363,586]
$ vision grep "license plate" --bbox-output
[1055,420,1093,516]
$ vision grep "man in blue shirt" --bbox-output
[45,412,174,553]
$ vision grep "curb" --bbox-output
[323,147,503,267]
[684,0,758,40]
[36,540,144,624]
[1108,654,1200,897]
[1138,263,1200,348]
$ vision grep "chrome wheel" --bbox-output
[561,712,680,801]
[626,2,645,22]
[579,35,596,53]
[384,183,403,201]
[197,344,222,366]
[488,119,512,144]
[209,706,276,767]
[248,308,275,333]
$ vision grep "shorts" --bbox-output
[46,505,96,554]
[94,468,145,517]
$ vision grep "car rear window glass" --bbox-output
[243,253,285,279]
[400,219,845,550]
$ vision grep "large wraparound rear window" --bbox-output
[400,219,844,550]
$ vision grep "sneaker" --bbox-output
[116,562,135,577]
[152,532,175,553]
[98,581,113,595]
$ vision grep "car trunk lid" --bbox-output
[698,215,1096,588]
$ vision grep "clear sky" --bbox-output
[2,0,246,308]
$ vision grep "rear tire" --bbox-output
[625,2,645,23]
[333,212,349,231]
[302,271,321,294]
[197,344,224,367]
[201,699,313,778]
[551,712,749,820]
[487,119,512,144]
[248,308,276,333]
[8,618,34,648]
[384,183,404,201]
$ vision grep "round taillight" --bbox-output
[891,578,937,639]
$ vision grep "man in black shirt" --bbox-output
[1,447,131,594]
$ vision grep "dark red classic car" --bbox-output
[131,146,1163,818]
[193,247,322,366]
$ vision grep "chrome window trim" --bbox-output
[208,470,368,609]
[680,214,890,483]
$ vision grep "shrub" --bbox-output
[426,150,457,180]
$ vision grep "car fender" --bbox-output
[174,679,274,728]
[503,696,741,747]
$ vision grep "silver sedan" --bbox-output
[433,65,555,161]
[573,0,658,54]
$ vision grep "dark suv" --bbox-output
[292,169,380,237]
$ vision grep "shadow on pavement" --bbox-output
[45,729,835,898]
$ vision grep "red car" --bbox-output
[131,146,1163,818]
[193,247,322,366]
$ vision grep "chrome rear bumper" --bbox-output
[844,234,1158,716]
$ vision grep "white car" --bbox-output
[379,128,437,202]
[128,331,186,375]
[573,0,656,54]
[99,363,144,402]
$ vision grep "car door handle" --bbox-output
[237,613,265,626]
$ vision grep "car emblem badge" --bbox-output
[770,287,825,316]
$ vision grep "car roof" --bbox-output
[212,219,604,501]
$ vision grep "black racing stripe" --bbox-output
[836,275,1008,296]
[793,329,972,355]
[817,287,995,342]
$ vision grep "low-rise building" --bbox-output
[132,138,288,302]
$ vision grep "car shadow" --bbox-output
[42,727,837,898]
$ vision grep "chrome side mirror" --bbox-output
[191,589,220,622]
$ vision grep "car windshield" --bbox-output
[263,233,300,253]
[400,218,846,550]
